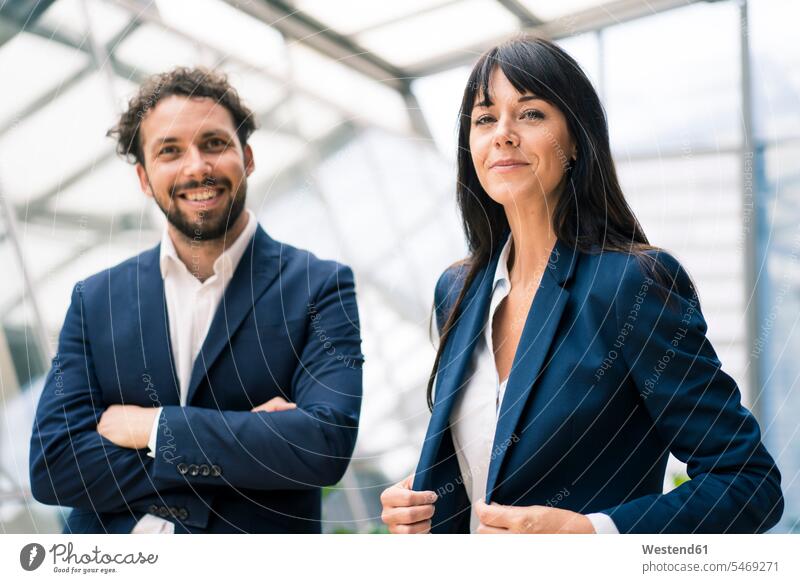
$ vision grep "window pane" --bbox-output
[295,0,451,35]
[355,0,518,68]
[604,2,741,154]
[750,0,800,141]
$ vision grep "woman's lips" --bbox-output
[490,162,530,173]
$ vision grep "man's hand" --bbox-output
[97,404,159,450]
[251,396,297,413]
[475,499,596,534]
[97,397,295,450]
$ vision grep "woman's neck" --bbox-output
[504,201,557,289]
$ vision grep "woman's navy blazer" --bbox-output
[413,238,783,533]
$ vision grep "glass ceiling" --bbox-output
[2,0,673,331]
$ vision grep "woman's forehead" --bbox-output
[475,68,540,105]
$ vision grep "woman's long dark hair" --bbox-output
[427,36,655,410]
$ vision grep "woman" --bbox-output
[380,37,783,534]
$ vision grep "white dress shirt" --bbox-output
[131,210,257,534]
[448,234,619,534]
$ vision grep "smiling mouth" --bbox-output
[177,187,224,201]
[490,162,530,170]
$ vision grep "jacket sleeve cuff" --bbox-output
[586,512,620,534]
[146,407,163,459]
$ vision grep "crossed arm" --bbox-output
[30,265,363,511]
[95,396,297,451]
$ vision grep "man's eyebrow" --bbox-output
[150,136,178,153]
[198,129,231,139]
[150,130,231,152]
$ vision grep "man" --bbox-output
[29,67,363,533]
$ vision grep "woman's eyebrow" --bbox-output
[473,94,542,109]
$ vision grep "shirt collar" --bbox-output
[492,233,513,292]
[159,209,257,281]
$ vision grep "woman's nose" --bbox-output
[493,118,519,148]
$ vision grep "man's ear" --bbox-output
[243,144,255,177]
[135,163,154,198]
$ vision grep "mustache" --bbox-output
[170,176,232,197]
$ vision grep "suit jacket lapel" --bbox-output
[185,226,283,405]
[485,238,580,501]
[413,253,499,492]
[132,245,181,406]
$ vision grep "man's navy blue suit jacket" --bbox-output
[30,225,363,533]
[413,238,783,533]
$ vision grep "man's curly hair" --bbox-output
[107,67,257,166]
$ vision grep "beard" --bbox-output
[153,175,247,242]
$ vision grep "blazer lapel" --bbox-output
[413,253,499,492]
[185,226,283,405]
[485,238,580,501]
[132,245,180,406]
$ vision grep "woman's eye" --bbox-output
[474,115,495,126]
[521,109,544,120]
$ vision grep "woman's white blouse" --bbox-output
[448,235,618,534]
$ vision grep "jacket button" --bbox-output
[188,464,200,476]
[177,508,189,520]
[158,506,169,518]
[200,464,210,476]
[210,465,222,477]
[177,462,188,475]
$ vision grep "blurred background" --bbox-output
[0,0,797,533]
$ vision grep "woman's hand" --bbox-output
[475,500,595,534]
[380,474,438,534]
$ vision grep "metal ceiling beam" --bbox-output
[343,0,465,36]
[0,0,58,46]
[3,17,146,218]
[0,17,146,140]
[495,0,544,27]
[108,0,416,139]
[249,122,358,205]
[221,0,412,93]
[0,63,96,136]
[0,15,19,47]
[0,235,114,323]
[0,179,52,362]
[407,0,703,77]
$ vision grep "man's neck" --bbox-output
[168,211,250,282]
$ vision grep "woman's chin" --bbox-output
[484,183,548,208]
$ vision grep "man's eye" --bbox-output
[207,138,226,148]
[159,146,177,155]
